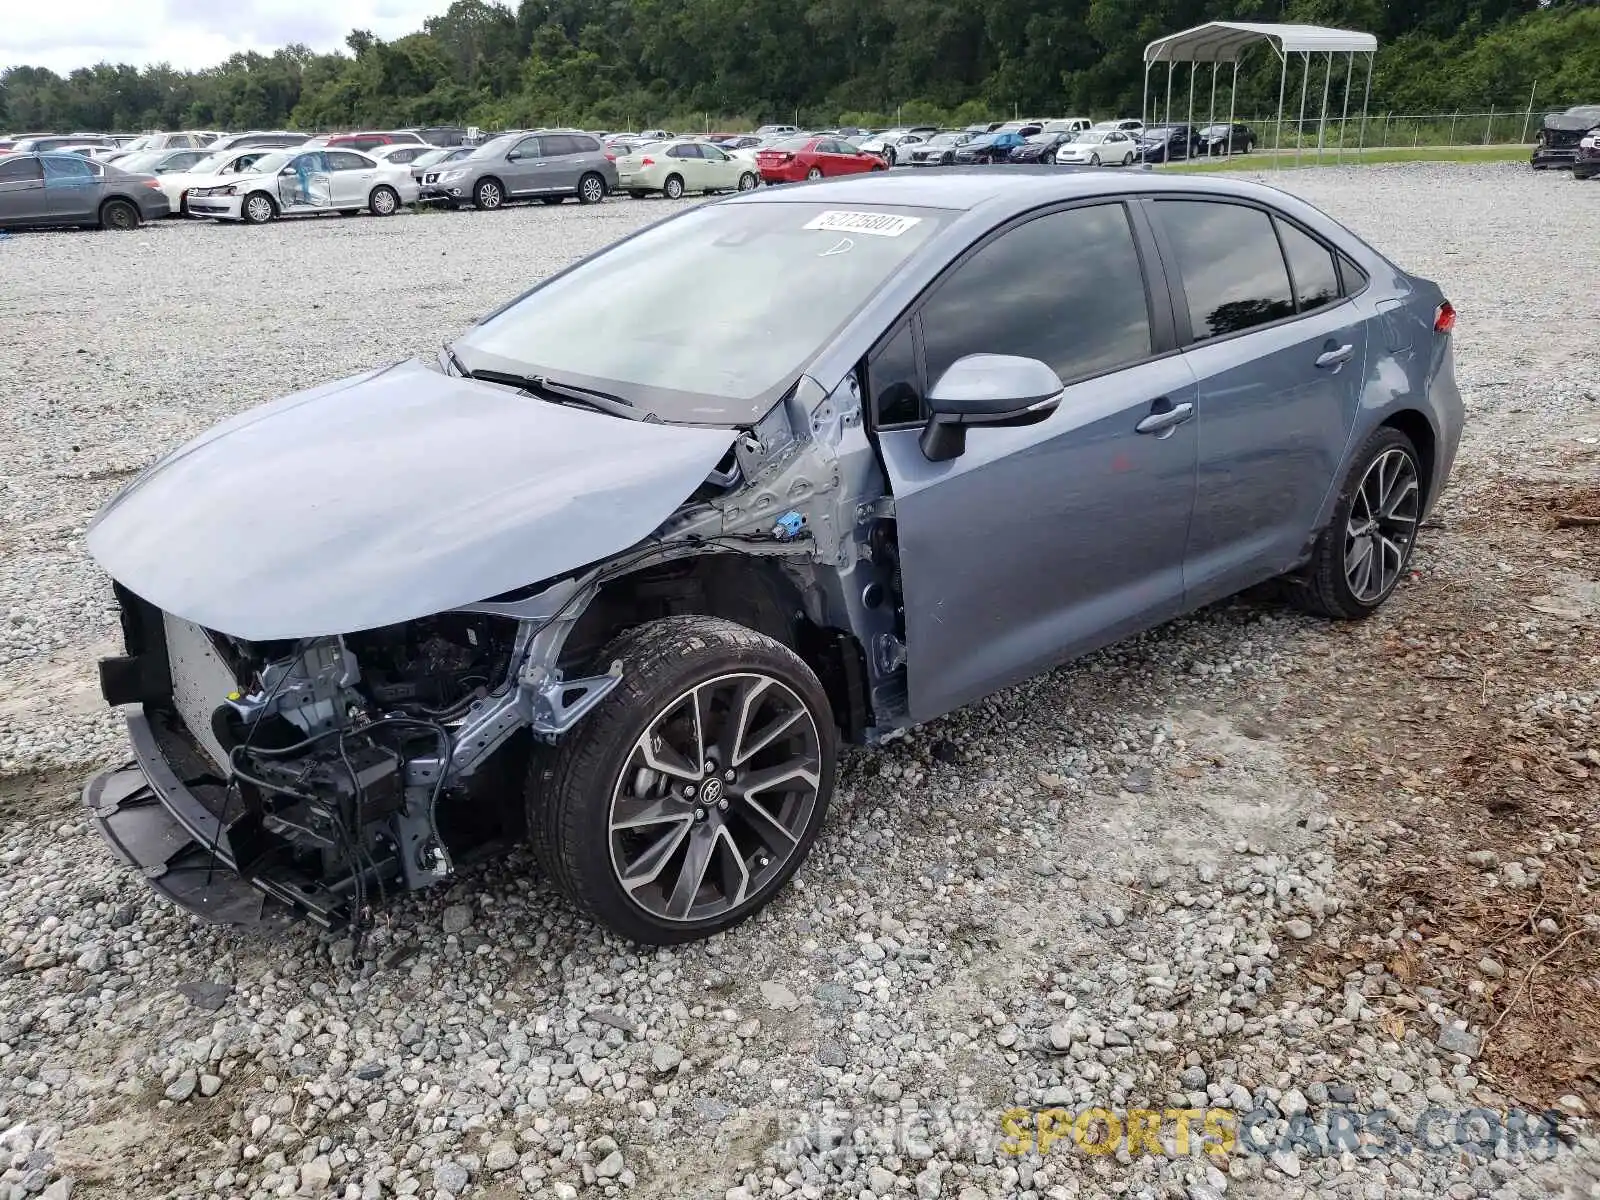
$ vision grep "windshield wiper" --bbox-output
[462,366,647,422]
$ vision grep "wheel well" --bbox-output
[100,195,137,213]
[563,556,872,742]
[476,175,503,194]
[246,189,278,213]
[1380,409,1437,504]
[665,172,683,187]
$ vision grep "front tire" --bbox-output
[368,185,400,216]
[99,199,139,231]
[1287,426,1423,620]
[1089,153,1101,166]
[474,178,504,210]
[662,174,685,200]
[242,192,277,224]
[528,616,836,945]
[806,166,823,180]
[578,172,606,204]
[737,171,758,191]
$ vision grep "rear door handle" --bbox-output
[1316,344,1355,369]
[1135,400,1195,435]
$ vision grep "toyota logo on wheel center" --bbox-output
[699,777,723,806]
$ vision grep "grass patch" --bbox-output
[1162,143,1530,172]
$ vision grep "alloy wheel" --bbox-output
[1344,447,1420,603]
[738,172,757,191]
[371,187,397,215]
[607,672,822,924]
[478,182,502,209]
[245,195,274,223]
[581,175,604,203]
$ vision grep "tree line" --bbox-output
[3,0,1597,136]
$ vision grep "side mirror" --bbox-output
[919,354,1064,462]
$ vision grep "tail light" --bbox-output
[143,178,161,189]
[640,157,654,166]
[605,152,615,161]
[1434,301,1456,334]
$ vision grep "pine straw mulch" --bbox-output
[1278,467,1600,1111]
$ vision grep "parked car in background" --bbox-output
[995,120,1045,138]
[186,148,419,223]
[640,128,672,141]
[1532,105,1600,169]
[416,131,616,209]
[402,126,469,147]
[9,134,118,153]
[1198,122,1256,155]
[109,148,211,178]
[1094,118,1145,133]
[367,144,436,166]
[1137,124,1201,163]
[0,152,169,230]
[1574,128,1600,180]
[409,146,473,184]
[209,131,310,152]
[1056,129,1139,166]
[904,131,973,166]
[79,169,1461,945]
[121,131,215,152]
[857,129,926,165]
[1007,132,1077,164]
[755,136,887,182]
[1042,118,1093,137]
[327,131,429,152]
[953,131,1027,163]
[755,124,799,137]
[615,138,760,198]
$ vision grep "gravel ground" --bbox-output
[2,164,1599,1200]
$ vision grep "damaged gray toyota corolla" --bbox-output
[83,170,1463,944]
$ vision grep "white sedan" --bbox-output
[147,147,278,214]
[186,148,420,224]
[1055,129,1139,167]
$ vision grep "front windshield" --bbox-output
[1078,131,1112,144]
[123,136,156,152]
[188,150,231,173]
[453,201,949,425]
[414,149,451,167]
[927,133,962,146]
[468,135,518,160]
[245,151,296,175]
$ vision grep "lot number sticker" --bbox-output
[803,211,921,237]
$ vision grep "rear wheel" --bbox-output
[806,166,823,180]
[662,174,685,199]
[737,172,758,191]
[528,616,836,945]
[1123,150,1135,165]
[1287,426,1423,620]
[99,199,139,231]
[368,185,399,216]
[578,172,606,204]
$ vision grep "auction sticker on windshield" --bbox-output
[803,211,922,237]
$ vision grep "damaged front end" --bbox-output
[86,574,620,929]
[84,366,904,934]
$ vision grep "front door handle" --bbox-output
[1136,400,1195,436]
[1316,343,1355,369]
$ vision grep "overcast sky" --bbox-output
[2,0,456,74]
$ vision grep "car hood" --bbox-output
[1544,110,1600,132]
[87,360,737,640]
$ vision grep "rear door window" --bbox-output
[1156,200,1296,340]
[327,151,371,171]
[1275,219,1341,313]
[42,155,93,180]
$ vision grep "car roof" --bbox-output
[724,165,1300,216]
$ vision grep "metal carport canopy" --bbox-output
[1145,22,1377,64]
[1141,22,1379,167]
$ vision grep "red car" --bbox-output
[756,136,888,183]
[326,131,428,152]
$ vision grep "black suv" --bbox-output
[1532,105,1600,170]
